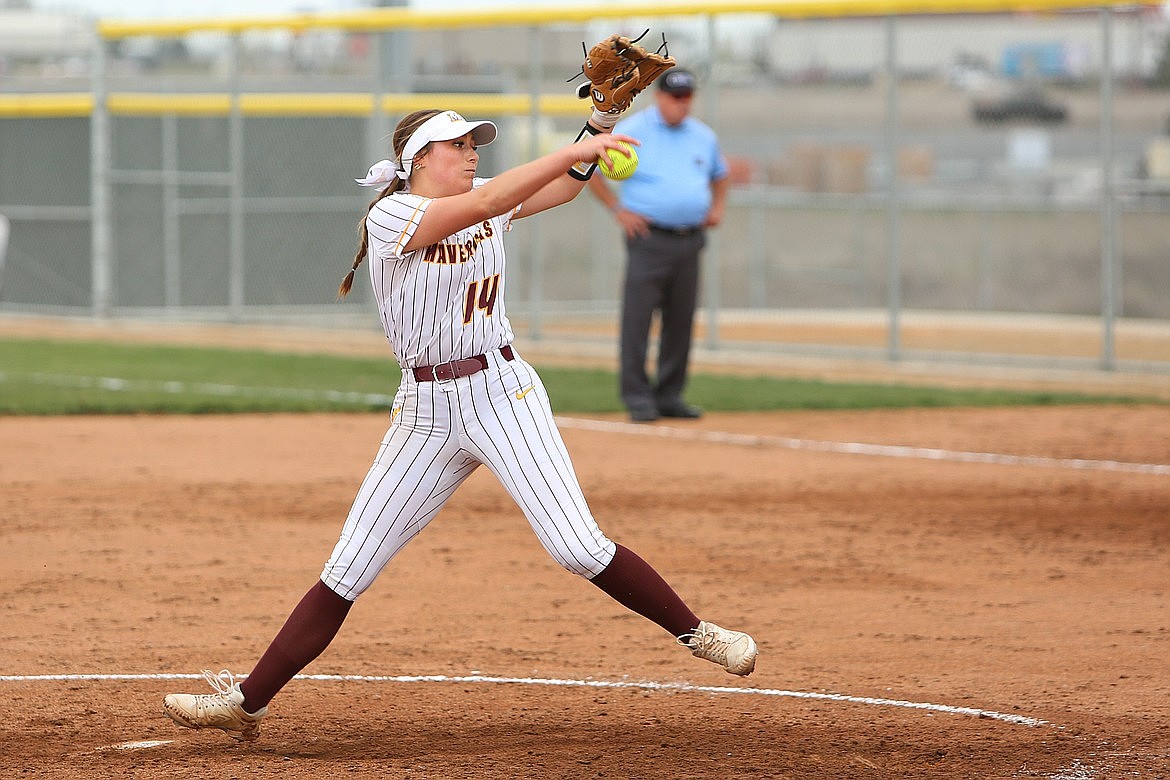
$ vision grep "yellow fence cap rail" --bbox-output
[239,93,375,116]
[0,92,592,119]
[0,94,93,118]
[97,0,1163,38]
[106,93,233,116]
[378,93,585,117]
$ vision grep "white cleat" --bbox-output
[683,620,758,676]
[163,669,267,742]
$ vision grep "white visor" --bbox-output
[355,110,497,187]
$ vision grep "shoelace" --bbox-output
[201,668,240,696]
[678,626,712,648]
[680,626,731,659]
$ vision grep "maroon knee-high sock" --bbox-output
[589,544,699,638]
[238,580,352,712]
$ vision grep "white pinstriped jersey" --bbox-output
[364,177,516,368]
[322,175,616,598]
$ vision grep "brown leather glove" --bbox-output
[578,34,675,118]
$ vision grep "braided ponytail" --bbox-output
[338,108,443,300]
[338,189,394,299]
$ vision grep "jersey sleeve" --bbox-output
[366,193,430,261]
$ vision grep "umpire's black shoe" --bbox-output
[658,401,702,419]
[629,405,660,423]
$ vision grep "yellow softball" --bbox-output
[599,142,638,181]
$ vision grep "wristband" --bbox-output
[567,122,603,181]
[590,109,619,130]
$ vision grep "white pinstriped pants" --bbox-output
[321,348,617,600]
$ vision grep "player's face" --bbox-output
[421,133,480,194]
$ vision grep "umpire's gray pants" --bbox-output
[619,228,705,412]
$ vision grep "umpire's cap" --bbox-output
[658,69,697,96]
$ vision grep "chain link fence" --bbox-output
[1,2,1168,374]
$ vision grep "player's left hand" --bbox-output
[575,31,675,117]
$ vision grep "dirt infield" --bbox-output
[1,404,1167,778]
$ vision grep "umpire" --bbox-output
[588,68,730,423]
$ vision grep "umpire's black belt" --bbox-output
[412,345,515,382]
[648,223,702,238]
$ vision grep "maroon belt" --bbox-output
[412,345,515,382]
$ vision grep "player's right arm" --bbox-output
[517,128,644,219]
[403,130,636,252]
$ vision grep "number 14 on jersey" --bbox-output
[463,274,500,325]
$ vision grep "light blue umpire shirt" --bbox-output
[612,103,728,230]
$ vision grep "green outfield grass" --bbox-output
[0,338,1154,415]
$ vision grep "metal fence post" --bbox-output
[884,15,902,362]
[702,14,720,350]
[749,188,767,309]
[228,33,245,320]
[1100,7,1118,371]
[89,24,111,319]
[162,113,180,309]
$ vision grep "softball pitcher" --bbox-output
[163,35,756,742]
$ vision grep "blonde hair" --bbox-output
[338,109,443,299]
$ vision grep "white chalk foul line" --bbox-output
[0,672,1046,728]
[106,740,174,751]
[554,416,1170,476]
